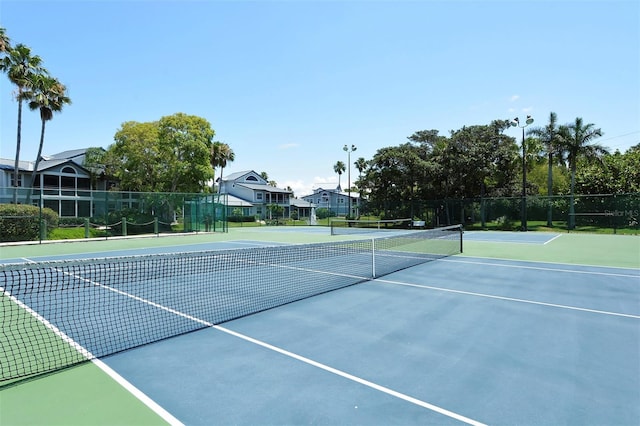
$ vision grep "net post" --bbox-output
[459,224,463,253]
[371,238,376,278]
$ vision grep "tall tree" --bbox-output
[157,113,215,194]
[575,146,640,194]
[333,161,346,190]
[26,75,71,201]
[354,157,367,190]
[558,117,607,229]
[528,112,563,225]
[110,121,162,191]
[0,27,10,53]
[0,43,47,202]
[210,141,234,193]
[107,113,215,193]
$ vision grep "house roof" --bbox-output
[0,148,94,173]
[45,149,88,160]
[302,187,360,199]
[226,194,254,207]
[290,198,315,208]
[0,158,32,171]
[237,183,292,193]
[36,158,92,174]
[222,170,266,183]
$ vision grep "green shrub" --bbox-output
[0,204,59,242]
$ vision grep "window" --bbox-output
[61,200,75,217]
[43,175,58,188]
[10,174,23,187]
[61,176,75,189]
[256,193,263,201]
[246,176,258,182]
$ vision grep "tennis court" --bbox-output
[1,227,639,425]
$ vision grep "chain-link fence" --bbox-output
[359,193,639,234]
[0,188,227,242]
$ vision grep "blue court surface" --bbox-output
[3,237,639,425]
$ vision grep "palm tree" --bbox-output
[210,141,235,193]
[354,157,367,186]
[0,27,10,53]
[558,117,607,229]
[0,43,46,202]
[333,161,346,190]
[528,112,563,226]
[26,75,71,202]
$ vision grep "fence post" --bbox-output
[122,217,127,236]
[154,217,159,235]
[40,219,47,241]
[85,218,90,238]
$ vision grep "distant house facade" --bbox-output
[0,149,111,217]
[301,186,359,217]
[220,170,315,220]
[1,151,318,222]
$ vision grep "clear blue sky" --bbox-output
[1,0,638,197]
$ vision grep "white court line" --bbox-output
[544,234,562,244]
[213,324,486,426]
[3,261,184,426]
[442,257,640,278]
[5,261,485,426]
[375,278,640,319]
[1,284,184,426]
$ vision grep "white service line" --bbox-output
[442,257,640,278]
[214,324,487,426]
[375,278,640,319]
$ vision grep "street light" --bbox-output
[510,115,534,231]
[343,144,357,218]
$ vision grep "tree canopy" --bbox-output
[102,113,215,193]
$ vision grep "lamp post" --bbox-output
[510,115,534,231]
[343,144,357,218]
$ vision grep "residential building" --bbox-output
[0,149,111,217]
[220,170,315,221]
[301,186,359,217]
[0,150,317,222]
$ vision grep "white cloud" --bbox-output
[510,95,520,102]
[283,175,340,198]
[278,143,299,150]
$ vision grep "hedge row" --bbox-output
[0,204,59,242]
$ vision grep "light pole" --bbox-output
[343,144,357,218]
[510,115,534,231]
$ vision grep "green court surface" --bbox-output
[1,228,638,425]
[463,232,640,269]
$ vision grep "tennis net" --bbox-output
[330,218,413,235]
[1,225,462,383]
